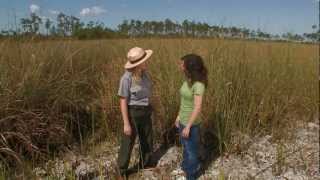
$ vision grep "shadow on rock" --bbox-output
[150,125,180,166]
[198,112,224,176]
[127,111,223,178]
[127,125,179,176]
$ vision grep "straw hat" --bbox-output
[124,47,153,69]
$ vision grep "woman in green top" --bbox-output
[175,54,207,180]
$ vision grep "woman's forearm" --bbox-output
[120,98,130,126]
[186,108,201,127]
[186,95,203,127]
[175,115,180,122]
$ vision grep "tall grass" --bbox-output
[0,38,317,171]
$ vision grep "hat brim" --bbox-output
[124,50,153,69]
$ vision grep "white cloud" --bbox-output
[30,4,40,13]
[80,8,91,16]
[49,10,60,15]
[80,6,107,17]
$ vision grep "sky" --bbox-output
[0,0,318,35]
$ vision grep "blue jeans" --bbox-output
[179,123,200,180]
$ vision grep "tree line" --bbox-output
[0,12,318,42]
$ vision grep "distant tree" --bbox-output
[135,20,142,36]
[45,18,52,36]
[209,25,219,37]
[86,21,95,29]
[293,34,304,41]
[118,20,130,35]
[256,29,270,39]
[182,20,190,36]
[20,13,42,35]
[250,30,256,38]
[312,25,317,32]
[175,22,183,35]
[311,25,320,42]
[302,32,319,42]
[129,20,136,35]
[201,23,210,37]
[282,32,304,41]
[30,13,42,34]
[50,25,57,36]
[164,18,173,34]
[15,14,306,40]
[70,16,81,35]
[158,21,166,35]
[20,17,32,33]
[190,21,197,37]
[239,28,250,38]
[148,21,155,34]
[142,20,150,35]
[56,13,81,36]
[273,34,280,40]
[57,13,68,36]
[1,30,9,36]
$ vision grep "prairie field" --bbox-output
[0,38,318,176]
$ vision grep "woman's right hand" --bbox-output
[175,115,180,128]
[175,119,180,128]
[124,124,132,136]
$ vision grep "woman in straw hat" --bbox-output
[175,54,208,180]
[117,47,154,178]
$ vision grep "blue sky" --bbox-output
[0,0,318,34]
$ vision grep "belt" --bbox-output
[128,105,151,110]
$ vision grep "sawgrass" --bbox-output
[0,38,317,176]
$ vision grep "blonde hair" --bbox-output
[130,67,143,85]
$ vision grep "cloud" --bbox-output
[80,6,107,16]
[30,4,40,13]
[49,10,60,15]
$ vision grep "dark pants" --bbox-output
[117,106,153,176]
[179,123,201,180]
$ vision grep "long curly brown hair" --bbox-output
[181,54,208,87]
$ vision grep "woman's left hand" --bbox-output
[182,126,191,138]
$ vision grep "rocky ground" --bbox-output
[34,120,319,180]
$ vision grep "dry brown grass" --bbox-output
[0,38,317,174]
